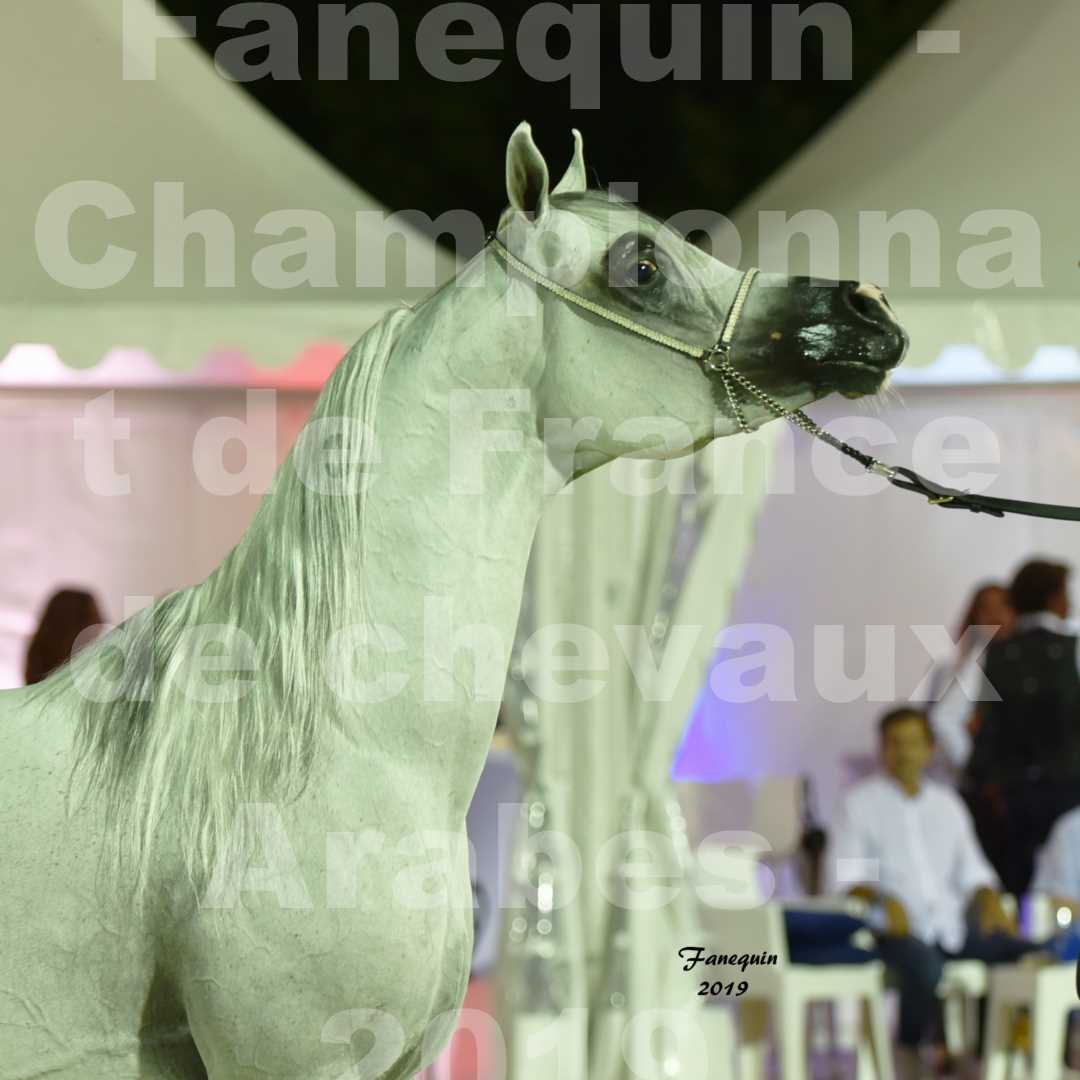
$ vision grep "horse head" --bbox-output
[492,121,908,479]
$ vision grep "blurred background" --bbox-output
[5,1,1080,1076]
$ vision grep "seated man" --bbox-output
[828,706,1039,1075]
[1032,805,1080,920]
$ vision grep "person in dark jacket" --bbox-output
[965,559,1080,896]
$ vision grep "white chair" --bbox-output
[841,895,1020,1062]
[933,892,1028,1060]
[695,844,894,1080]
[717,904,892,1080]
[792,898,990,1063]
[936,958,987,1058]
[696,1003,739,1080]
[983,962,1077,1080]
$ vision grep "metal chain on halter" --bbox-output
[703,350,898,479]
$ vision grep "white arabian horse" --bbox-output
[0,122,907,1079]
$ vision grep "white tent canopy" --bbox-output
[1,0,457,372]
[730,0,1080,380]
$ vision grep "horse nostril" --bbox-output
[843,281,892,326]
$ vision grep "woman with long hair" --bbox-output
[23,587,105,686]
[924,582,1015,773]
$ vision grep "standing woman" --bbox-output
[23,587,105,686]
[923,582,1015,775]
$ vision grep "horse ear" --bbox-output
[505,121,550,224]
[552,129,587,196]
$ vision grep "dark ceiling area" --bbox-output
[163,1,945,251]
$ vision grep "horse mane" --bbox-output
[30,304,415,907]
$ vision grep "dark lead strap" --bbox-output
[885,468,1080,521]
[706,356,1080,522]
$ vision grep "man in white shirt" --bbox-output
[829,707,1037,1066]
[1032,805,1080,917]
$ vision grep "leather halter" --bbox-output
[486,231,1080,522]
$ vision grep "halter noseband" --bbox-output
[485,231,1080,522]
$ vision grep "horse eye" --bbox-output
[636,257,659,285]
[608,233,663,289]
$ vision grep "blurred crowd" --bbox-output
[820,558,1080,1076]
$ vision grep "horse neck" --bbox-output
[365,283,553,636]
[224,258,556,805]
[346,275,558,796]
